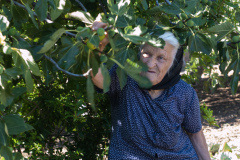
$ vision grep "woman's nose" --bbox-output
[147,57,156,68]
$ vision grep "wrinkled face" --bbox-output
[140,43,176,85]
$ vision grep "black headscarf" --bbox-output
[148,47,184,90]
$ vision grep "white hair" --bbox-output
[159,31,180,55]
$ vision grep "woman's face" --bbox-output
[140,43,176,85]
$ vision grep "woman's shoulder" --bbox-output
[173,79,196,96]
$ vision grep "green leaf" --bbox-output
[18,49,41,76]
[76,27,91,40]
[222,142,232,152]
[24,3,39,29]
[13,152,24,160]
[50,28,66,41]
[12,87,27,99]
[5,68,23,79]
[124,59,152,88]
[160,0,185,15]
[57,42,81,70]
[38,28,66,53]
[116,67,127,90]
[3,114,34,135]
[50,0,66,21]
[35,0,48,21]
[141,0,148,10]
[37,40,55,53]
[0,15,10,32]
[0,104,6,112]
[0,87,14,107]
[107,0,131,16]
[0,146,13,160]
[87,76,95,107]
[191,16,206,26]
[90,53,100,77]
[120,31,148,44]
[101,64,111,93]
[89,35,100,48]
[2,6,12,21]
[188,33,212,54]
[68,11,94,25]
[24,70,34,92]
[0,121,9,147]
[208,22,234,41]
[185,0,199,13]
[112,34,128,50]
[230,58,240,95]
[210,143,220,155]
[11,2,29,24]
[236,12,240,21]
[115,47,136,65]
[136,18,146,26]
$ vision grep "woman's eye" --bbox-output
[157,56,164,60]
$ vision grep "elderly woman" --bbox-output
[91,22,211,160]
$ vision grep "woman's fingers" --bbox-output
[92,21,108,31]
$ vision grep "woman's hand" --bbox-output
[89,21,110,89]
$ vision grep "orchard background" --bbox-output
[0,0,240,159]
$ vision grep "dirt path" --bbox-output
[194,81,240,159]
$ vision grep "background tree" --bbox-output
[0,0,239,159]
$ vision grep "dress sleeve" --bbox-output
[182,88,202,133]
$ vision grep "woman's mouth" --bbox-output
[148,70,155,73]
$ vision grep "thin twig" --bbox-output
[43,55,92,77]
[99,0,108,16]
[75,0,87,12]
[66,31,76,37]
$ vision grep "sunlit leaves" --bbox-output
[68,11,94,25]
[50,0,66,21]
[0,15,10,32]
[107,0,130,16]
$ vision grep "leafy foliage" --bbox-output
[0,0,239,159]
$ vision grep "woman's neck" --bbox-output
[148,89,164,100]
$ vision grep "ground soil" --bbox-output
[193,78,240,159]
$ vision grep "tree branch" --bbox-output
[99,0,108,17]
[75,0,87,12]
[165,0,171,5]
[43,55,91,77]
